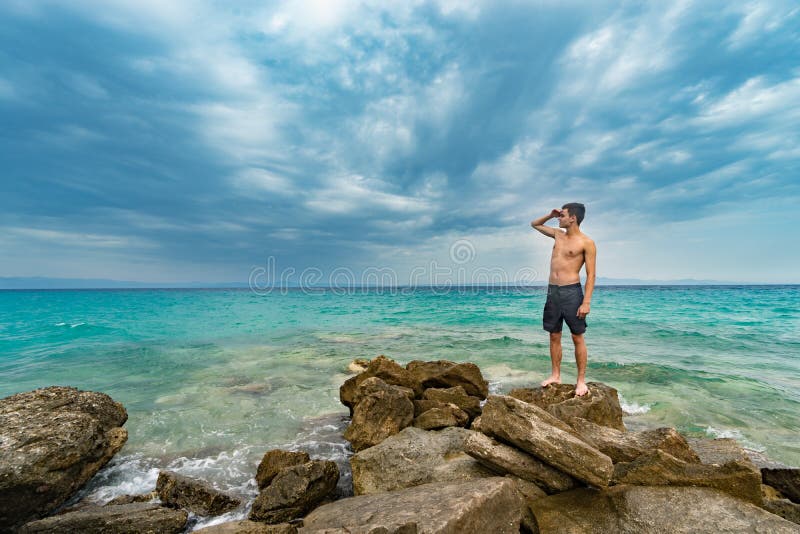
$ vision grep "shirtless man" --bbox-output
[530,202,596,396]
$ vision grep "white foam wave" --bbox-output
[618,394,651,415]
[704,426,744,440]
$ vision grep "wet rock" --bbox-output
[0,386,128,531]
[105,491,157,505]
[350,426,494,495]
[340,356,423,415]
[343,377,414,452]
[195,520,298,533]
[256,450,311,490]
[412,404,469,430]
[612,449,763,505]
[17,502,187,533]
[463,431,577,494]
[419,362,489,400]
[156,470,242,516]
[509,382,625,432]
[422,386,482,420]
[529,485,799,533]
[569,417,700,464]
[687,437,752,465]
[763,468,800,504]
[763,498,800,526]
[299,478,525,534]
[480,395,613,487]
[250,460,339,524]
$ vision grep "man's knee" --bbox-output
[549,331,562,343]
[571,332,585,343]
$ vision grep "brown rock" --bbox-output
[480,395,614,487]
[569,417,700,464]
[763,468,800,504]
[530,485,799,533]
[106,491,157,505]
[405,360,457,385]
[17,502,187,533]
[299,478,525,534]
[340,356,422,415]
[350,426,494,495]
[157,470,241,516]
[343,377,414,452]
[347,358,371,374]
[463,431,576,494]
[0,386,128,531]
[612,449,763,505]
[687,437,752,465]
[422,386,482,420]
[420,362,489,400]
[250,460,339,524]
[412,399,450,417]
[195,520,298,533]
[763,498,800,526]
[504,476,545,534]
[256,450,311,489]
[412,404,469,430]
[509,382,625,431]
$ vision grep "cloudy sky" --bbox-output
[1,0,798,285]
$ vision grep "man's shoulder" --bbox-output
[580,233,595,247]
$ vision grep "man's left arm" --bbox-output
[578,240,596,319]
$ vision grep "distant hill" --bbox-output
[0,276,782,289]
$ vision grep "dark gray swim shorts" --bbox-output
[543,282,587,335]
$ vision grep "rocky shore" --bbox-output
[1,356,799,533]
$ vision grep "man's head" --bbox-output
[559,202,585,228]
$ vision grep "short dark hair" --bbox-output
[562,202,585,225]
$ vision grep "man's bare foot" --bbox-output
[541,375,561,387]
[575,381,589,397]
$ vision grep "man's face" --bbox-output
[558,208,572,228]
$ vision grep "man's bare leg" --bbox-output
[541,331,562,387]
[572,332,588,396]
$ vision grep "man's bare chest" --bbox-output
[552,238,584,261]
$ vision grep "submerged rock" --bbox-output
[509,382,625,432]
[479,395,614,488]
[530,485,799,533]
[0,386,128,531]
[17,502,187,534]
[249,460,339,524]
[299,477,525,534]
[350,426,494,495]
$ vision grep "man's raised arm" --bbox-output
[530,209,561,238]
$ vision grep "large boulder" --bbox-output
[17,502,187,534]
[299,478,525,534]
[569,418,700,464]
[249,460,339,523]
[529,485,799,533]
[350,426,494,495]
[340,356,422,414]
[418,362,489,400]
[480,395,613,487]
[156,470,241,516]
[256,450,310,490]
[405,360,457,384]
[463,431,576,494]
[422,386,482,420]
[509,382,625,431]
[194,520,298,533]
[687,437,753,465]
[343,377,414,452]
[612,449,763,505]
[0,386,128,531]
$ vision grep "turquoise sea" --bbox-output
[1,286,799,527]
